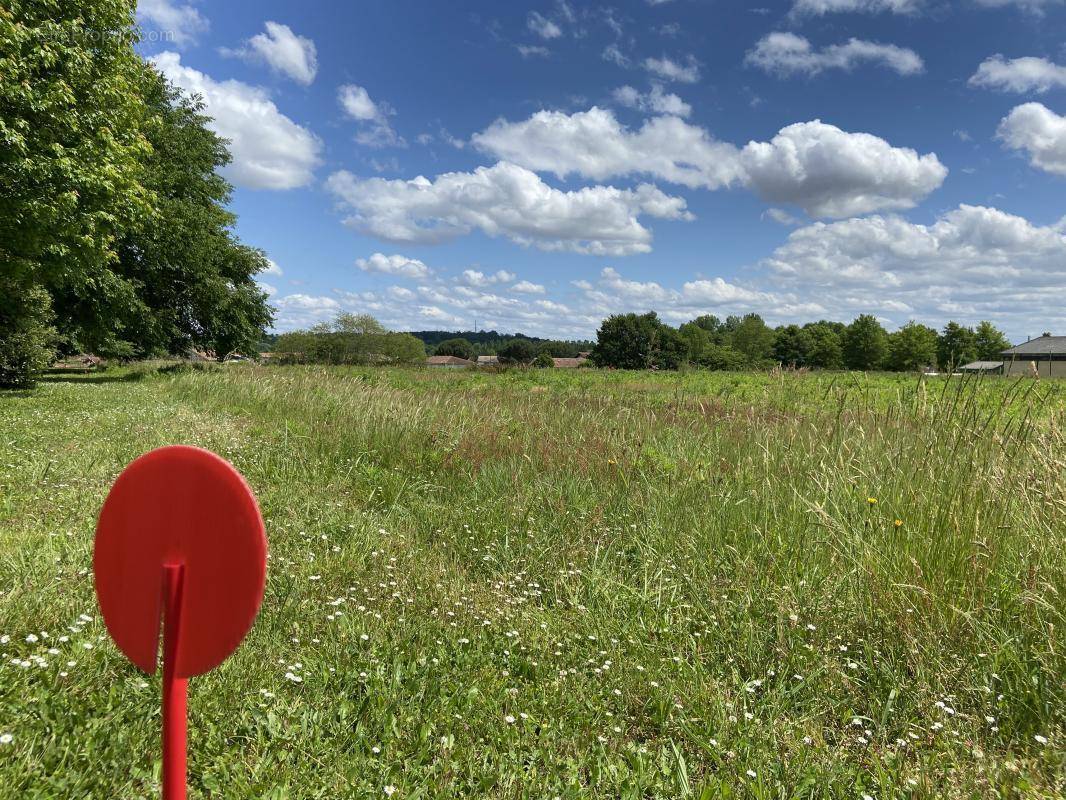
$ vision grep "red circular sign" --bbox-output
[94,446,267,678]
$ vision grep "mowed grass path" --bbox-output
[0,365,1063,798]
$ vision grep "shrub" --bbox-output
[533,351,555,368]
[0,279,55,389]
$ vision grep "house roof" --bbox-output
[426,355,473,366]
[1001,335,1066,356]
[960,361,1003,370]
[476,355,499,363]
[552,357,589,368]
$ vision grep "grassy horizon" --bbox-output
[0,364,1062,798]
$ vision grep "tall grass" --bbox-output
[0,365,1061,798]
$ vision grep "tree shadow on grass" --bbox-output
[37,371,148,385]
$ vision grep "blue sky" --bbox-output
[136,0,1066,341]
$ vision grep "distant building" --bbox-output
[476,355,499,366]
[426,355,474,368]
[1000,334,1066,378]
[552,356,590,368]
[959,361,1004,375]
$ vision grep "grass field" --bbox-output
[0,364,1063,798]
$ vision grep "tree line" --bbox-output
[1,1,272,387]
[589,312,1014,372]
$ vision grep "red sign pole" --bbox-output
[162,563,187,800]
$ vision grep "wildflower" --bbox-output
[746,769,757,779]
[1035,734,1049,745]
[384,786,396,796]
[894,519,903,528]
[0,734,11,745]
[504,715,516,724]
[867,497,878,505]
[25,634,38,644]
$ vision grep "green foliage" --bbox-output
[0,275,55,388]
[592,312,683,370]
[498,338,537,364]
[435,338,475,360]
[844,314,889,371]
[937,322,979,370]
[802,321,846,369]
[726,313,775,363]
[532,351,555,368]
[275,314,424,366]
[887,321,938,372]
[974,320,1011,360]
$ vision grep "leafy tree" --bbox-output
[678,321,713,364]
[887,322,938,371]
[0,275,55,388]
[772,324,809,367]
[274,314,423,365]
[435,338,474,360]
[498,338,537,364]
[728,314,775,363]
[973,321,1011,360]
[843,315,888,371]
[698,343,749,371]
[802,322,845,369]
[109,72,272,360]
[0,0,152,380]
[592,313,670,369]
[334,313,386,336]
[533,351,555,368]
[937,322,978,370]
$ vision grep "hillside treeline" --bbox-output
[1,1,272,387]
[590,312,1014,372]
[273,315,425,365]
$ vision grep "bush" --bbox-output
[0,279,55,389]
[533,351,554,368]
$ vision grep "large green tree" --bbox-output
[973,321,1011,360]
[435,338,475,360]
[0,0,151,383]
[109,71,272,359]
[937,322,978,370]
[843,315,889,371]
[887,321,938,372]
[592,312,684,370]
[802,321,845,369]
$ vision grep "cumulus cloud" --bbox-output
[152,52,321,190]
[747,32,924,76]
[517,44,551,58]
[789,0,924,15]
[460,270,516,286]
[969,55,1066,93]
[338,85,403,148]
[643,55,701,83]
[973,0,1063,13]
[612,84,692,117]
[356,253,432,279]
[764,204,1066,328]
[220,22,317,85]
[325,161,692,255]
[996,102,1066,176]
[138,0,209,47]
[262,259,284,276]
[472,106,946,218]
[512,280,546,294]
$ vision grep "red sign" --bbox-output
[94,446,267,800]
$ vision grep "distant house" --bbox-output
[476,355,499,366]
[959,361,1004,375]
[426,355,474,368]
[1000,334,1066,378]
[552,356,590,368]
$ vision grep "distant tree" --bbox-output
[887,321,938,371]
[690,315,725,339]
[678,321,713,364]
[772,324,809,367]
[728,314,775,363]
[698,343,749,371]
[844,315,888,371]
[973,321,1011,360]
[592,312,686,370]
[274,314,423,365]
[533,351,555,368]
[802,322,845,370]
[335,313,386,336]
[937,322,978,370]
[435,338,474,360]
[498,338,537,364]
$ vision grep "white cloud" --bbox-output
[460,270,516,287]
[221,22,317,85]
[643,55,701,83]
[257,281,278,297]
[602,45,631,68]
[747,32,924,77]
[472,106,946,218]
[325,161,691,255]
[517,45,551,58]
[763,204,1066,328]
[137,0,209,47]
[338,85,403,148]
[356,253,432,279]
[612,84,692,117]
[152,52,321,190]
[528,11,562,39]
[765,208,803,226]
[973,0,1063,13]
[512,280,546,294]
[274,294,341,328]
[969,55,1066,93]
[789,0,924,15]
[996,102,1066,176]
[262,259,283,276]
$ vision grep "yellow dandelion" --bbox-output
[867,497,878,505]
[894,519,903,528]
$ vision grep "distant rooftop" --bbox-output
[1001,334,1066,356]
[960,361,1002,371]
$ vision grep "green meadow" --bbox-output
[0,365,1062,798]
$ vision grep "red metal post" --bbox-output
[162,564,187,800]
